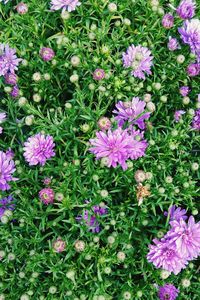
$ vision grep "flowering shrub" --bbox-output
[0,0,199,299]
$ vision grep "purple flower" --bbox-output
[187,63,200,76]
[179,86,190,96]
[158,284,179,300]
[89,127,148,170]
[39,187,55,205]
[4,73,18,85]
[93,69,105,80]
[166,216,200,260]
[23,133,55,166]
[10,85,19,98]
[122,45,153,79]
[178,19,200,59]
[174,110,185,122]
[191,109,200,130]
[76,203,107,233]
[167,37,180,51]
[113,97,151,129]
[0,195,16,218]
[176,0,196,20]
[5,148,15,160]
[0,151,18,191]
[147,238,188,275]
[164,205,188,221]
[39,47,55,62]
[0,112,6,124]
[50,0,81,12]
[0,44,22,76]
[162,14,174,29]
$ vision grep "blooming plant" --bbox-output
[0,0,199,299]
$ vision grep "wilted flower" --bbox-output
[16,2,28,14]
[174,110,185,122]
[134,170,146,183]
[176,0,196,20]
[39,188,55,204]
[0,151,17,191]
[167,37,180,51]
[97,117,111,131]
[39,47,55,61]
[93,68,105,80]
[23,133,55,166]
[162,14,174,29]
[136,183,150,206]
[164,205,188,221]
[113,97,151,129]
[179,86,190,96]
[191,109,200,130]
[74,240,85,252]
[50,0,81,12]
[122,45,153,79]
[158,283,179,300]
[53,237,66,252]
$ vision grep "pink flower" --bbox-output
[162,14,174,29]
[0,151,18,191]
[39,47,55,61]
[53,238,66,252]
[39,188,55,204]
[97,117,111,131]
[16,2,28,14]
[93,69,105,80]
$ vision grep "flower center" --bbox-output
[164,294,170,300]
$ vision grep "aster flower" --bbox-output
[0,112,6,124]
[176,0,196,20]
[10,85,19,98]
[39,187,55,204]
[179,86,190,96]
[16,2,28,14]
[162,14,174,29]
[122,45,153,79]
[4,73,18,85]
[53,237,66,252]
[23,133,55,166]
[0,151,17,191]
[164,205,188,221]
[174,110,185,122]
[192,109,200,130]
[113,97,151,129]
[39,47,55,61]
[167,37,180,51]
[187,63,200,76]
[93,69,105,80]
[50,0,81,12]
[167,216,200,260]
[158,283,179,300]
[0,195,16,218]
[178,19,200,59]
[147,238,188,275]
[97,117,111,131]
[0,44,22,76]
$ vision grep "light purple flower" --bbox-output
[5,148,14,160]
[147,238,188,275]
[158,284,179,300]
[4,73,18,85]
[39,47,55,62]
[93,69,105,80]
[164,205,188,221]
[0,151,18,191]
[167,37,180,51]
[23,133,55,166]
[178,19,200,60]
[192,109,200,130]
[0,44,22,76]
[162,14,174,29]
[179,86,190,96]
[113,97,151,129]
[166,216,200,260]
[174,110,185,122]
[10,85,19,98]
[50,0,81,12]
[176,0,196,20]
[0,112,6,124]
[89,127,148,170]
[0,195,16,218]
[187,63,200,76]
[122,45,153,80]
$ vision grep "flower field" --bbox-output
[0,0,199,299]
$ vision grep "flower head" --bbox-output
[50,0,81,12]
[23,133,55,166]
[176,0,196,20]
[10,85,19,98]
[16,2,28,14]
[167,37,180,51]
[164,205,188,221]
[167,216,200,260]
[93,68,105,80]
[39,187,55,204]
[162,14,174,29]
[179,86,190,96]
[178,19,200,59]
[4,73,18,85]
[0,44,21,76]
[0,195,16,218]
[174,110,185,122]
[147,238,188,275]
[187,63,200,76]
[53,237,66,252]
[192,109,200,130]
[0,112,6,124]
[113,97,151,129]
[39,47,55,61]
[158,283,179,300]
[97,117,111,131]
[0,151,17,191]
[122,45,153,79]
